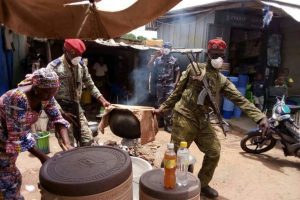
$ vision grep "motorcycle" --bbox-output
[240,96,300,158]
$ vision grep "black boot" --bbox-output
[201,185,219,198]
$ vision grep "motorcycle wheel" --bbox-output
[240,131,276,154]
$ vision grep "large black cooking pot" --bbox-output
[108,108,141,139]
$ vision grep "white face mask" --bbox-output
[211,57,223,69]
[163,48,171,55]
[71,56,82,65]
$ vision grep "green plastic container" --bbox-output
[35,131,50,154]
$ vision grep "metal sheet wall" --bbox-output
[280,18,300,96]
[157,12,215,62]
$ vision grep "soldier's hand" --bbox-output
[258,117,269,135]
[101,99,111,108]
[62,112,79,127]
[98,95,111,108]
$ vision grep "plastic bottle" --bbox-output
[164,143,177,189]
[176,141,189,186]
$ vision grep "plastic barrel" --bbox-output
[237,75,249,87]
[36,132,50,154]
[233,75,249,118]
[223,77,238,119]
[139,169,200,200]
[40,146,133,200]
[233,87,247,118]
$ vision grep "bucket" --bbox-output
[139,169,200,200]
[35,131,50,154]
[40,146,133,200]
[131,157,152,200]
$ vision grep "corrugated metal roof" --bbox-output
[261,1,300,22]
[94,39,156,50]
[163,0,300,22]
[93,39,203,53]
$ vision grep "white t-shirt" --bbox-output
[93,62,108,77]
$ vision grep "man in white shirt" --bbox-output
[93,57,109,116]
[93,57,108,79]
[93,57,109,93]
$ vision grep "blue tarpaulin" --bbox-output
[0,27,13,96]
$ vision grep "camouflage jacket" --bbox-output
[160,62,265,123]
[153,55,180,85]
[46,55,102,102]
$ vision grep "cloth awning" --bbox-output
[0,0,181,39]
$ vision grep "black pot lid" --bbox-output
[39,146,132,196]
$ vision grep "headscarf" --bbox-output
[18,68,60,88]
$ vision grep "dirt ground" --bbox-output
[18,127,300,200]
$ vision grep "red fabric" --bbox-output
[208,38,227,51]
[64,39,86,54]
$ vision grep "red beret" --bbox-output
[64,39,86,55]
[208,38,227,51]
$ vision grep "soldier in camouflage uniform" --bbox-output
[47,39,110,146]
[154,38,269,198]
[148,42,180,132]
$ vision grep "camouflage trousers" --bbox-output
[171,111,221,188]
[57,112,93,147]
[156,84,174,130]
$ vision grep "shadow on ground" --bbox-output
[239,152,300,173]
[201,194,231,200]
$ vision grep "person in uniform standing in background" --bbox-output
[47,39,110,147]
[148,42,180,132]
[154,38,269,198]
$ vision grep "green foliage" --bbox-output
[137,35,147,41]
[121,33,147,42]
[121,33,137,40]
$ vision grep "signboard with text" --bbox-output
[215,11,262,29]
